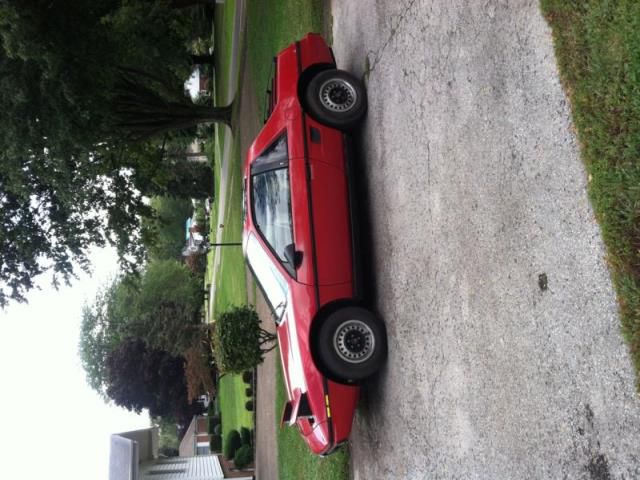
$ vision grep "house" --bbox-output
[109,427,252,480]
[179,416,212,457]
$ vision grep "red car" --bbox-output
[242,34,387,455]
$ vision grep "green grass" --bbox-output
[246,0,325,119]
[541,0,640,385]
[218,373,253,440]
[275,355,350,480]
[213,0,236,107]
[207,0,251,441]
[213,134,246,314]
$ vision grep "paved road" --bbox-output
[330,1,640,479]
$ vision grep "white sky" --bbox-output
[186,68,200,99]
[0,247,149,480]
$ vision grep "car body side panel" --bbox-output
[305,117,347,171]
[298,33,335,69]
[289,154,315,285]
[308,158,353,286]
[327,380,359,443]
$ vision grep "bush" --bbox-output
[242,370,253,384]
[209,435,222,452]
[240,426,251,446]
[245,400,254,411]
[208,415,220,433]
[223,430,242,459]
[245,387,253,397]
[234,444,253,469]
[213,306,276,373]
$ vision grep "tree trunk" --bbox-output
[191,54,215,65]
[114,67,233,141]
[170,0,216,8]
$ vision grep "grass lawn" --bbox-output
[275,354,350,480]
[542,1,640,387]
[218,372,253,440]
[206,0,251,444]
[213,131,246,314]
[246,0,325,118]
[245,3,350,478]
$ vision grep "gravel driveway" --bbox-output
[330,1,640,479]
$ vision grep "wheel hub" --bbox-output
[319,78,357,113]
[333,319,375,364]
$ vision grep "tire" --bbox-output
[315,306,387,384]
[305,69,367,130]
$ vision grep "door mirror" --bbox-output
[283,243,303,268]
[280,401,293,427]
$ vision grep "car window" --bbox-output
[251,135,294,274]
[251,134,288,175]
[246,233,288,315]
[252,167,294,267]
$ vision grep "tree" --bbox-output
[79,276,142,396]
[113,66,232,142]
[129,259,205,355]
[104,337,202,421]
[213,306,277,373]
[79,260,205,396]
[0,1,228,306]
[143,196,193,261]
[79,285,118,398]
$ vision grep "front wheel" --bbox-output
[305,69,367,130]
[315,306,387,384]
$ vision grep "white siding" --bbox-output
[139,455,224,480]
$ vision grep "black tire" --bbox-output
[315,306,387,384]
[305,69,367,130]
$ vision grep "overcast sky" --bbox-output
[0,247,149,480]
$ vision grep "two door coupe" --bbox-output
[242,33,387,455]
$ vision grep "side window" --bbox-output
[251,134,287,174]
[252,167,294,269]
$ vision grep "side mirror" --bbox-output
[280,401,293,427]
[283,243,303,269]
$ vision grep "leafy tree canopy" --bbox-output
[0,1,224,307]
[105,336,203,422]
[144,196,194,261]
[79,259,204,396]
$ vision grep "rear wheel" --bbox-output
[315,306,386,384]
[304,69,367,130]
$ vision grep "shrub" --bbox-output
[209,435,222,452]
[223,430,242,459]
[245,387,253,397]
[240,426,251,446]
[245,400,254,411]
[234,444,253,469]
[208,415,220,433]
[242,371,253,384]
[212,306,276,373]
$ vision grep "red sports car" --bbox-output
[242,34,387,455]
